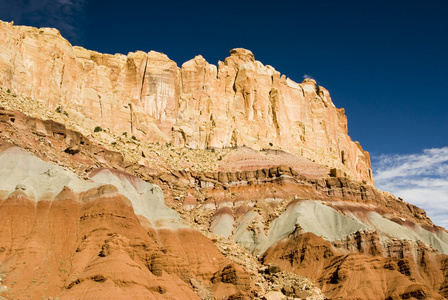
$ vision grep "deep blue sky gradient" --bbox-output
[1,0,447,157]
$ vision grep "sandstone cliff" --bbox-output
[0,20,372,184]
[0,90,325,299]
[0,77,447,299]
[2,21,446,300]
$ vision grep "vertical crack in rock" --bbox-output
[129,103,133,135]
[202,65,206,91]
[135,53,149,135]
[139,54,149,104]
[98,95,103,125]
[232,70,239,93]
[59,64,65,90]
[269,87,281,138]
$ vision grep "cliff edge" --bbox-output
[0,20,372,184]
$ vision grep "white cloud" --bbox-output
[373,147,448,229]
[0,0,87,45]
[303,74,315,80]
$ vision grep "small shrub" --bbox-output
[122,132,127,137]
[94,126,102,132]
[269,142,273,147]
[362,180,367,184]
[63,111,69,117]
[131,135,137,140]
[6,89,10,93]
[56,106,63,113]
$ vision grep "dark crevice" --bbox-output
[139,54,149,102]
[64,147,80,155]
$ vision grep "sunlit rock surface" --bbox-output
[1,20,447,300]
[0,21,372,184]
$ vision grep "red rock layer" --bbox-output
[0,192,251,299]
[261,231,448,299]
[0,66,446,299]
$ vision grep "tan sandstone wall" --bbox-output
[0,20,373,184]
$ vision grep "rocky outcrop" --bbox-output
[180,166,448,299]
[2,21,448,300]
[262,231,448,299]
[0,146,252,299]
[0,20,372,184]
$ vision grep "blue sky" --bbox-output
[0,0,447,227]
[373,147,448,228]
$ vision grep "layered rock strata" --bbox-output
[0,92,324,299]
[0,86,447,299]
[0,146,252,300]
[1,21,447,300]
[0,20,372,184]
[183,165,448,299]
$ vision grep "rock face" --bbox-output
[0,146,251,300]
[1,21,448,300]
[0,20,372,184]
[182,160,448,299]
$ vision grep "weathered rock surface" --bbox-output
[262,231,448,299]
[1,87,446,298]
[0,146,252,299]
[185,167,448,299]
[1,21,447,300]
[0,20,372,184]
